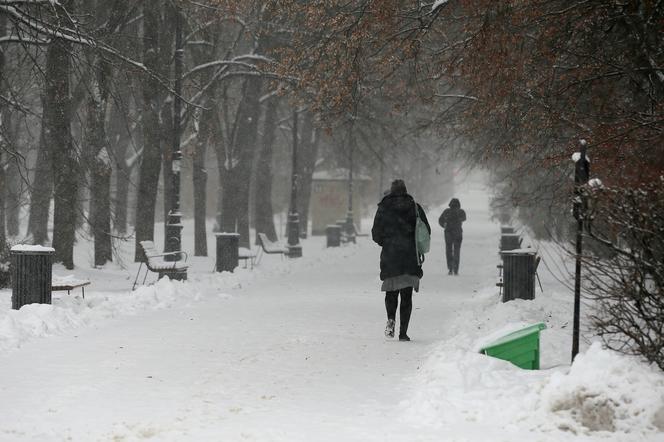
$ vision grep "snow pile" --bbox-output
[399,335,548,430]
[0,277,201,353]
[541,343,664,435]
[441,285,572,369]
[400,284,664,439]
[0,303,85,353]
[0,239,360,355]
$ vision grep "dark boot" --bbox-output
[399,288,413,341]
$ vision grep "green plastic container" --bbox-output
[479,322,547,370]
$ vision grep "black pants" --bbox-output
[385,287,413,335]
[445,230,462,273]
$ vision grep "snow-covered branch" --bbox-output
[434,94,478,101]
[183,54,274,80]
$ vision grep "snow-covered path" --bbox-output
[1,183,663,441]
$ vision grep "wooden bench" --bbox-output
[52,276,91,298]
[256,233,288,264]
[133,240,189,290]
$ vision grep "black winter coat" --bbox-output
[371,192,431,281]
[439,201,466,239]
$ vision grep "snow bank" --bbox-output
[400,285,664,440]
[0,238,362,354]
[0,303,84,353]
[0,277,200,353]
[542,343,664,435]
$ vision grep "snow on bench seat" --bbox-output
[238,247,257,269]
[140,241,188,271]
[257,233,288,254]
[52,275,91,298]
[238,247,257,259]
[133,241,189,290]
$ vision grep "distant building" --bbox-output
[310,168,372,235]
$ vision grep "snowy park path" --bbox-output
[2,185,663,441]
[0,188,497,442]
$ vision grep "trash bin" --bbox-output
[500,248,539,302]
[336,219,355,244]
[326,225,342,247]
[11,245,54,310]
[500,233,522,251]
[479,322,547,369]
[215,233,240,272]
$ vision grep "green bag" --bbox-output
[414,201,430,264]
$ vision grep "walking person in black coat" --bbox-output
[439,198,466,275]
[371,179,431,341]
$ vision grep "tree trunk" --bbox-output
[3,109,22,238]
[296,112,319,238]
[254,96,279,243]
[0,22,7,249]
[107,12,138,236]
[6,152,21,238]
[134,0,163,261]
[28,123,52,245]
[161,101,173,247]
[86,72,113,265]
[0,149,6,252]
[219,77,262,249]
[160,5,176,250]
[193,104,212,256]
[108,97,132,234]
[90,155,112,266]
[47,0,77,269]
[214,135,224,233]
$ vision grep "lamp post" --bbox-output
[286,109,302,258]
[164,3,184,270]
[344,120,356,242]
[572,139,590,361]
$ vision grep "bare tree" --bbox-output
[583,180,664,370]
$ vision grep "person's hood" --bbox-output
[379,192,415,214]
[449,198,461,209]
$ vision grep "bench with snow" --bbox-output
[52,275,91,298]
[256,233,288,264]
[133,240,189,290]
[238,247,257,269]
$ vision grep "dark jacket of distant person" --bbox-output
[371,186,431,281]
[438,198,466,239]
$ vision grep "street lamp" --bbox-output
[344,120,356,242]
[286,108,302,258]
[572,139,590,361]
[164,2,184,273]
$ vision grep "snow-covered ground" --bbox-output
[1,179,663,441]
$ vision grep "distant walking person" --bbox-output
[371,179,431,341]
[439,198,466,275]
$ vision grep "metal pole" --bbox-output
[164,3,184,268]
[345,120,356,241]
[572,139,589,361]
[286,109,302,257]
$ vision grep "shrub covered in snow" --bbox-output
[583,178,664,371]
